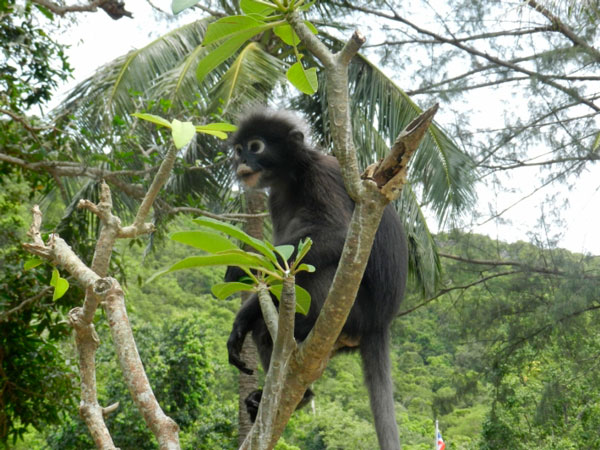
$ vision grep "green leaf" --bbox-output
[131,112,172,128]
[195,122,237,139]
[299,0,316,11]
[240,0,277,16]
[171,0,199,14]
[295,237,313,263]
[593,131,600,151]
[195,129,227,139]
[273,24,300,46]
[171,119,196,149]
[286,61,318,95]
[211,282,256,299]
[274,245,295,262]
[193,217,277,264]
[33,3,53,19]
[295,263,315,273]
[50,269,69,301]
[147,253,270,284]
[197,29,268,83]
[195,122,238,132]
[303,20,318,35]
[268,283,311,315]
[52,278,69,301]
[170,230,240,253]
[203,15,266,46]
[24,258,44,270]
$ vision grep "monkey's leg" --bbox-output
[245,322,314,422]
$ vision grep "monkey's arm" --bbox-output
[227,294,261,375]
[224,265,247,283]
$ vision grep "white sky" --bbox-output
[47,0,600,256]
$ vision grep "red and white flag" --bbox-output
[435,420,446,450]
[437,430,445,450]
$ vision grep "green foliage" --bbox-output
[0,173,80,445]
[131,113,237,147]
[149,217,314,315]
[49,269,69,301]
[45,314,237,450]
[196,1,319,94]
[0,0,72,112]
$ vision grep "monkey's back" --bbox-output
[268,151,408,341]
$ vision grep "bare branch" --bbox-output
[31,0,133,19]
[68,307,117,449]
[0,286,54,322]
[439,252,600,279]
[364,104,439,198]
[337,1,600,113]
[397,270,521,317]
[243,278,298,450]
[288,12,365,200]
[101,277,180,449]
[0,108,53,134]
[169,206,268,222]
[364,25,555,47]
[525,0,600,62]
[257,284,279,340]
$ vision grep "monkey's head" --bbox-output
[230,109,312,189]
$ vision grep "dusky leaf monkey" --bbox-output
[225,108,407,449]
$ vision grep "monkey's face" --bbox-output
[232,137,278,188]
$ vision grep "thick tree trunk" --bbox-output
[237,190,266,446]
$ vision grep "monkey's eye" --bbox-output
[233,144,243,157]
[248,139,265,154]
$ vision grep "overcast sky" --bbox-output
[49,1,600,256]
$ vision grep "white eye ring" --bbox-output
[248,139,265,154]
[233,143,243,156]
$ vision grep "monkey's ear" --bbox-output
[289,129,304,144]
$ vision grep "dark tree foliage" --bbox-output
[0,0,71,112]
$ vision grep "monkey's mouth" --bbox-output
[236,165,262,188]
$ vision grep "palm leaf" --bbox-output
[54,19,212,130]
[348,54,476,224]
[207,41,287,114]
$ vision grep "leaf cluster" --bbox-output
[195,0,319,94]
[150,217,315,314]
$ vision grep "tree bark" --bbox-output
[238,190,266,445]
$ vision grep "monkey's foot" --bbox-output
[245,388,315,422]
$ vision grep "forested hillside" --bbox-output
[9,214,598,449]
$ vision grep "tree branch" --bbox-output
[0,286,54,322]
[288,11,365,200]
[524,0,600,62]
[439,252,600,279]
[336,1,600,113]
[31,0,133,20]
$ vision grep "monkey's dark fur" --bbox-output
[226,109,407,449]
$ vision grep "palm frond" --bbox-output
[348,54,476,226]
[54,19,211,130]
[207,41,287,115]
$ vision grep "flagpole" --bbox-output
[435,419,438,450]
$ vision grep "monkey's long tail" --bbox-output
[360,330,401,450]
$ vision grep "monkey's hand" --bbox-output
[227,326,253,375]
